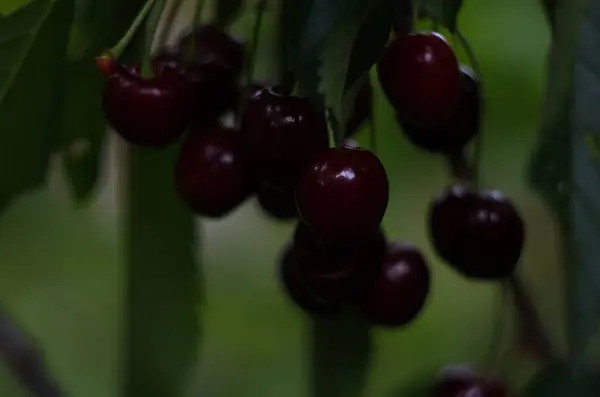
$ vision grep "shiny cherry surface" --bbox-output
[295,145,389,239]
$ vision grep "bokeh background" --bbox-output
[0,0,567,395]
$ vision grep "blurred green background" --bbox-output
[0,0,566,396]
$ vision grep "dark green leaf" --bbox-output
[309,312,371,397]
[0,0,74,210]
[215,0,244,28]
[521,361,598,397]
[420,0,463,33]
[124,145,201,397]
[59,58,106,204]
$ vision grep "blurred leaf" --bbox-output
[540,0,557,30]
[309,312,371,397]
[319,0,383,141]
[124,145,201,397]
[421,0,463,33]
[0,0,73,213]
[215,0,244,28]
[390,0,413,35]
[521,361,597,397]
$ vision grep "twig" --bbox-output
[0,306,65,397]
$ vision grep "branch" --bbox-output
[0,306,66,397]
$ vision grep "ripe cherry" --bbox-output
[277,242,340,316]
[357,241,430,327]
[102,63,189,147]
[346,80,373,138]
[241,88,329,187]
[428,184,525,280]
[296,144,389,239]
[174,126,253,217]
[433,365,511,397]
[377,32,460,127]
[256,183,297,221]
[397,65,481,153]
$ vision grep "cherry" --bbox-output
[397,65,480,153]
[295,144,389,239]
[102,63,189,147]
[428,184,525,280]
[346,80,373,138]
[432,365,512,397]
[174,126,253,217]
[256,183,297,221]
[277,242,340,316]
[377,32,460,127]
[241,88,329,187]
[96,54,117,77]
[357,241,430,327]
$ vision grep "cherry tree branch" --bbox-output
[0,306,65,397]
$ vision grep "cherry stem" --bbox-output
[0,305,65,397]
[141,0,166,77]
[156,0,184,50]
[235,0,267,131]
[107,0,157,59]
[411,0,423,30]
[483,285,509,374]
[454,29,485,188]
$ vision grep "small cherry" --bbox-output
[277,242,340,316]
[102,62,189,147]
[428,184,525,280]
[96,53,117,77]
[357,241,430,327]
[432,365,512,397]
[174,126,253,217]
[256,183,297,221]
[397,65,481,153]
[241,88,329,187]
[377,32,461,127]
[296,143,389,239]
[346,80,373,138]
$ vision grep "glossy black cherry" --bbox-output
[428,185,525,280]
[397,65,480,153]
[102,63,189,147]
[346,80,373,138]
[174,126,253,217]
[278,243,340,316]
[295,144,389,239]
[357,242,430,327]
[433,366,511,397]
[241,88,329,187]
[256,183,297,221]
[377,32,460,127]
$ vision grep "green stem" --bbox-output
[235,0,267,130]
[107,0,158,59]
[455,29,485,188]
[157,0,184,50]
[141,0,166,77]
[411,0,423,29]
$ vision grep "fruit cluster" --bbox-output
[99,24,525,330]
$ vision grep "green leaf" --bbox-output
[521,361,598,397]
[215,0,244,28]
[124,145,201,397]
[420,0,463,33]
[319,0,384,141]
[0,0,74,210]
[309,312,371,397]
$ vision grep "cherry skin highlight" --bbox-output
[428,184,525,280]
[357,241,430,327]
[102,63,189,147]
[377,32,461,127]
[295,144,389,239]
[174,126,253,217]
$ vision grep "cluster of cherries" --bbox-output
[98,23,522,396]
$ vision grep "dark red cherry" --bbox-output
[277,243,340,316]
[346,80,373,138]
[102,64,189,147]
[296,145,389,239]
[397,65,480,153]
[357,241,430,327]
[241,88,329,186]
[291,223,387,303]
[256,183,297,221]
[433,366,512,397]
[174,126,253,217]
[377,32,460,127]
[428,185,525,280]
[96,54,116,77]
